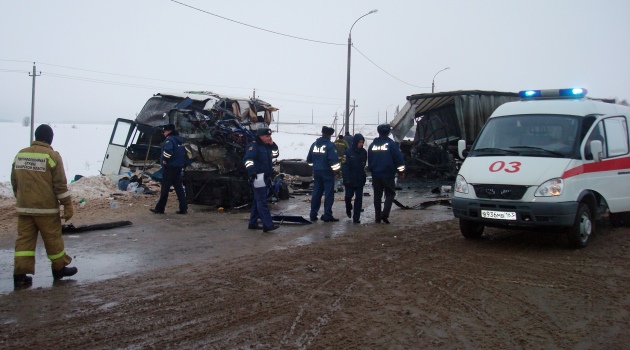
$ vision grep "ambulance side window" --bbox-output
[584,122,607,160]
[604,117,629,157]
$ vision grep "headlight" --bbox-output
[455,174,469,194]
[535,178,563,197]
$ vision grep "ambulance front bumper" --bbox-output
[451,198,578,227]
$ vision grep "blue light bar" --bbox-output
[519,88,588,99]
[520,90,541,98]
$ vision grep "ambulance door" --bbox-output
[585,116,630,212]
[100,118,136,176]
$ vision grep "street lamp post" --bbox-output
[385,104,393,124]
[344,9,377,136]
[431,67,450,93]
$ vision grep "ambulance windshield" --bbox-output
[471,115,580,158]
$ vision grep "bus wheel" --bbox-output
[460,219,484,239]
[567,203,592,249]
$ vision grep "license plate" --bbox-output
[481,210,517,220]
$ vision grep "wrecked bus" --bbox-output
[100,91,278,208]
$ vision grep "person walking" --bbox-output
[333,134,349,192]
[367,124,405,224]
[150,124,188,215]
[307,126,341,222]
[341,133,367,223]
[11,124,78,288]
[243,127,279,232]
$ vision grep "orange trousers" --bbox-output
[14,215,72,275]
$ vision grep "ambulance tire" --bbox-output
[567,203,593,249]
[459,219,484,239]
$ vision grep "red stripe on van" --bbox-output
[562,156,630,179]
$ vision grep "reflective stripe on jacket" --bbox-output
[367,136,406,178]
[306,137,340,172]
[243,138,274,178]
[11,141,70,216]
[161,133,187,168]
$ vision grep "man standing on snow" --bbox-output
[367,124,405,224]
[150,123,188,215]
[341,133,367,223]
[307,126,341,222]
[243,127,279,232]
[11,124,78,288]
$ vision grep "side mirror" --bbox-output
[590,140,603,162]
[458,139,468,159]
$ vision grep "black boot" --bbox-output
[14,274,32,288]
[52,266,78,280]
[345,198,353,218]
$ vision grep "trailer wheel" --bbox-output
[567,203,593,249]
[460,219,484,239]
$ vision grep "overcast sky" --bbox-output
[2,0,629,125]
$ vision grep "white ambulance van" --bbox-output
[451,88,630,248]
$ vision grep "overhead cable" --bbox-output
[169,0,344,46]
[353,44,430,89]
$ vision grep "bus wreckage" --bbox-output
[100,91,279,208]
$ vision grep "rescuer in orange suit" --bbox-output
[11,124,78,289]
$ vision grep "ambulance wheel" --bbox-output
[460,219,484,239]
[567,203,592,249]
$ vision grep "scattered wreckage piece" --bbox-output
[62,221,132,234]
[271,215,313,225]
[393,198,451,210]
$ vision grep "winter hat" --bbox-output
[321,126,334,136]
[377,124,391,136]
[35,124,54,145]
[257,127,272,136]
[163,124,176,132]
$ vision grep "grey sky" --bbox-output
[1,0,629,124]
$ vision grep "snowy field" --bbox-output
[0,122,383,199]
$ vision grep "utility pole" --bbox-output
[252,88,256,99]
[29,62,41,144]
[350,100,358,135]
[276,110,279,133]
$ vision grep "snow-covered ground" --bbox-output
[0,122,382,200]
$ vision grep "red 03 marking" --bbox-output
[489,161,521,173]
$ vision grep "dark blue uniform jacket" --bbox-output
[243,138,276,179]
[307,137,340,173]
[341,134,367,187]
[367,136,405,178]
[161,133,187,168]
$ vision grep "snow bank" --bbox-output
[0,175,122,206]
[68,175,120,201]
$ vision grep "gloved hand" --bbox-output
[343,180,351,187]
[59,197,73,222]
[249,173,257,181]
[63,203,74,222]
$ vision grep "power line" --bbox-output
[39,71,344,107]
[169,0,344,46]
[353,44,430,89]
